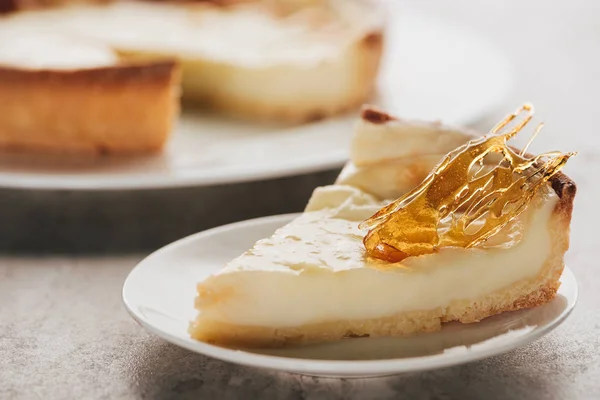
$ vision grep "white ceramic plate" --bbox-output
[0,7,512,190]
[123,214,577,378]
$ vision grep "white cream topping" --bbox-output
[337,118,478,200]
[350,118,473,167]
[1,1,379,66]
[0,32,117,70]
[199,184,557,327]
[336,156,447,200]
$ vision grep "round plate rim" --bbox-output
[122,213,578,377]
[0,151,349,191]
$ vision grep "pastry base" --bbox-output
[0,61,180,154]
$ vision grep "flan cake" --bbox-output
[189,106,576,347]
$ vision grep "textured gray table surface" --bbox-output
[2,1,600,399]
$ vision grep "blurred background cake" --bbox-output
[0,0,384,153]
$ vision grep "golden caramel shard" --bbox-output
[360,104,576,263]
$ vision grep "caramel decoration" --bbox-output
[360,104,576,263]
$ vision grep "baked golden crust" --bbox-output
[0,61,181,154]
[360,105,397,124]
[0,59,177,84]
[190,308,444,348]
[0,0,111,13]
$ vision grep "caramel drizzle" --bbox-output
[360,104,576,263]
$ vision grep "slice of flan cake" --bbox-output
[189,105,576,348]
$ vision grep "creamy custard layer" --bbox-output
[0,32,117,69]
[197,185,557,328]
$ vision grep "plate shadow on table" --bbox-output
[128,338,570,400]
[0,169,340,254]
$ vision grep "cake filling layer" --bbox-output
[0,33,117,69]
[197,185,557,328]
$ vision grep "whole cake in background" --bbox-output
[0,0,384,154]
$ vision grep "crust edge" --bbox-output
[0,60,179,85]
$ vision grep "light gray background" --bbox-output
[2,1,600,399]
